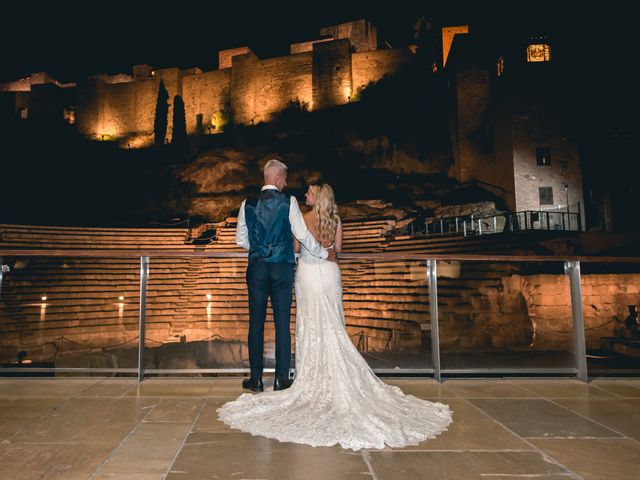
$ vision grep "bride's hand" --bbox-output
[326,248,338,263]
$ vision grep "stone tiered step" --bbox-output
[0,219,543,364]
[0,219,413,359]
[0,224,190,249]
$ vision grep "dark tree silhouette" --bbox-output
[171,95,187,144]
[413,16,440,72]
[153,79,169,146]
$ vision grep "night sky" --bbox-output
[1,2,627,82]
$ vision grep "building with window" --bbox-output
[445,28,585,228]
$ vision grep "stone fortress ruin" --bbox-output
[0,18,585,223]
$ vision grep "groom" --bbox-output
[235,158,333,392]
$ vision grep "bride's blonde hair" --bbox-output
[309,184,339,245]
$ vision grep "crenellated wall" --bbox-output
[320,18,377,52]
[0,18,415,140]
[2,19,415,142]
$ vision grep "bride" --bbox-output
[218,184,452,450]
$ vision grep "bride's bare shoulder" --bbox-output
[303,211,315,225]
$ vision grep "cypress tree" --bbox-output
[171,95,187,144]
[153,79,169,146]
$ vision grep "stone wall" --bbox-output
[452,67,492,181]
[74,80,102,136]
[290,37,333,54]
[320,18,377,52]
[182,69,231,134]
[0,77,30,92]
[229,51,259,125]
[450,66,517,210]
[510,101,585,226]
[231,50,314,125]
[503,273,640,350]
[98,78,157,137]
[76,68,182,141]
[28,84,65,122]
[219,47,252,69]
[312,39,352,110]
[351,48,413,92]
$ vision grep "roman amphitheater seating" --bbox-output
[0,219,537,368]
[0,224,191,250]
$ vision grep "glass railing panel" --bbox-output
[579,261,640,377]
[0,255,140,377]
[143,256,250,375]
[341,258,433,373]
[438,259,576,373]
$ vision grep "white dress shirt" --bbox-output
[235,185,328,259]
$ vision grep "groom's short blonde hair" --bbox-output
[263,158,288,181]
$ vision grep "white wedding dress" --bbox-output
[218,240,452,450]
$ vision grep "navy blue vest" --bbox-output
[244,189,295,264]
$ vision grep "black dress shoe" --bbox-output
[273,377,293,391]
[242,377,264,392]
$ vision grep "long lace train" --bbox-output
[218,256,452,450]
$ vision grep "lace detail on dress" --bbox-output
[218,231,452,450]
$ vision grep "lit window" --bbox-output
[539,187,554,205]
[64,107,75,125]
[527,43,551,62]
[497,56,504,77]
[536,147,551,166]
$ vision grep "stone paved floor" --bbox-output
[0,377,639,479]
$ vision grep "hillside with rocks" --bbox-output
[0,59,505,226]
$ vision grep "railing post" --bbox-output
[427,259,441,382]
[440,218,444,234]
[493,216,497,233]
[455,217,459,233]
[138,256,150,382]
[0,256,4,300]
[578,202,582,232]
[463,220,467,237]
[564,261,588,382]
[478,218,482,235]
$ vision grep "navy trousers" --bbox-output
[246,261,295,380]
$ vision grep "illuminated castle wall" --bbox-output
[1,19,413,143]
[69,19,411,142]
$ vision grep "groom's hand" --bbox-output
[326,248,338,263]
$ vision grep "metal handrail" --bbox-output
[2,248,639,382]
[1,249,639,263]
[421,206,583,237]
